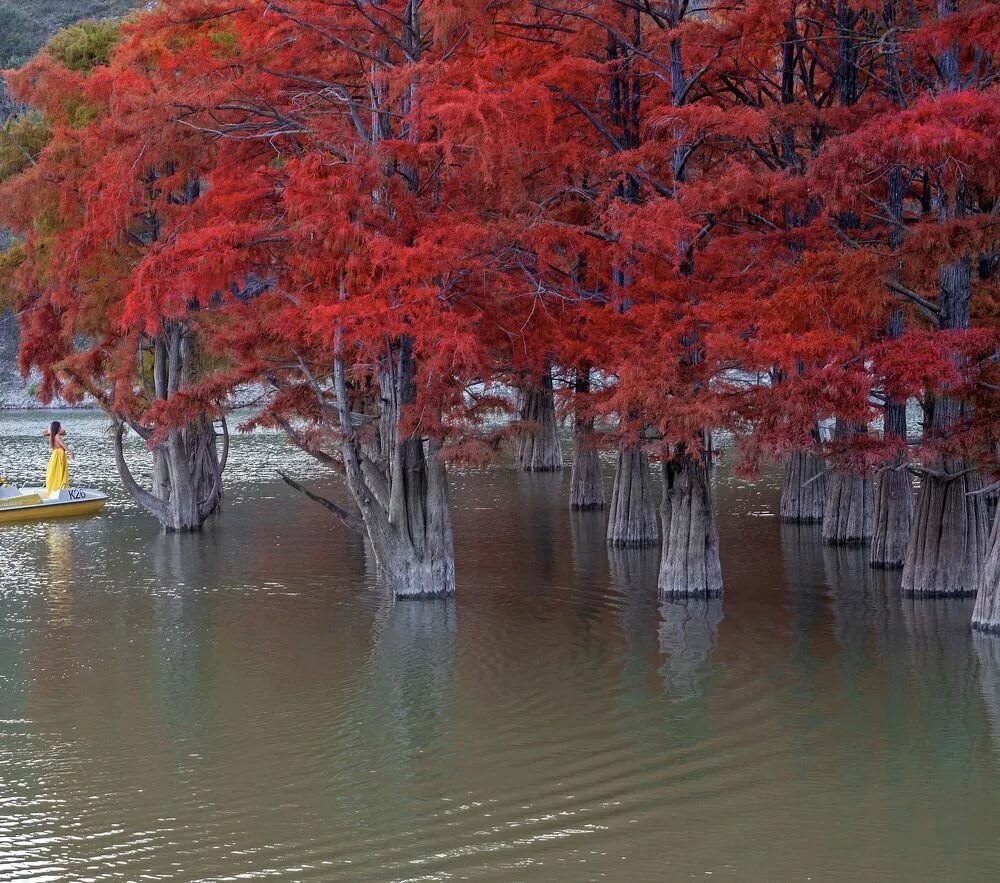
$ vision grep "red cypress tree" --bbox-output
[1,18,230,530]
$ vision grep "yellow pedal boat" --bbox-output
[0,483,108,524]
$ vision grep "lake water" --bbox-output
[1,409,999,881]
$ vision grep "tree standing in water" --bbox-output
[0,20,229,530]
[0,0,997,611]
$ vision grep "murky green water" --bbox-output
[1,409,999,881]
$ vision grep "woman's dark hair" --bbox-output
[50,420,61,449]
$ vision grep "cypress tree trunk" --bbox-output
[972,513,1000,632]
[822,471,874,545]
[362,338,456,598]
[279,9,454,599]
[570,432,604,509]
[780,449,827,522]
[870,316,913,566]
[515,368,563,471]
[870,388,914,567]
[281,334,456,599]
[658,452,722,598]
[114,325,227,532]
[607,443,659,546]
[903,467,989,596]
[569,370,605,509]
[870,462,913,566]
[902,258,988,596]
[871,168,914,567]
[117,415,227,532]
[822,421,874,545]
[369,433,455,598]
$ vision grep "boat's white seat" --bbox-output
[0,484,23,500]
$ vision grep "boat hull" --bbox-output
[0,488,108,524]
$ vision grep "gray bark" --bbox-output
[972,512,1000,632]
[116,415,226,533]
[823,472,874,545]
[903,467,988,596]
[872,166,914,567]
[114,324,226,532]
[331,336,455,599]
[822,421,873,546]
[515,369,563,471]
[870,463,913,566]
[780,449,827,522]
[370,433,455,598]
[569,370,605,509]
[607,443,658,546]
[823,463,874,547]
[903,258,988,596]
[570,433,604,509]
[658,454,723,598]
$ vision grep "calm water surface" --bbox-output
[1,409,999,881]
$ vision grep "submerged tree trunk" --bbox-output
[871,375,913,566]
[780,449,827,522]
[870,353,912,566]
[607,443,658,546]
[903,467,988,596]
[114,324,227,532]
[515,368,563,472]
[360,338,455,598]
[117,413,226,533]
[972,513,1000,632]
[569,370,605,510]
[822,423,874,546]
[871,464,913,566]
[283,335,456,599]
[570,432,604,509]
[368,433,455,598]
[872,167,914,567]
[277,11,452,598]
[903,258,988,596]
[658,451,722,598]
[822,469,874,545]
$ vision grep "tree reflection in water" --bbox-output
[371,597,457,769]
[974,633,1000,764]
[657,597,724,702]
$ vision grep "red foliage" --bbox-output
[1,0,997,478]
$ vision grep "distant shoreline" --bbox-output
[1,404,96,412]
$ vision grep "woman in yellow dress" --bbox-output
[43,420,73,498]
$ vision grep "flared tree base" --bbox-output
[658,456,723,599]
[607,444,658,547]
[570,434,605,510]
[971,515,1000,632]
[822,471,874,546]
[902,466,989,597]
[779,450,827,523]
[870,466,914,568]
